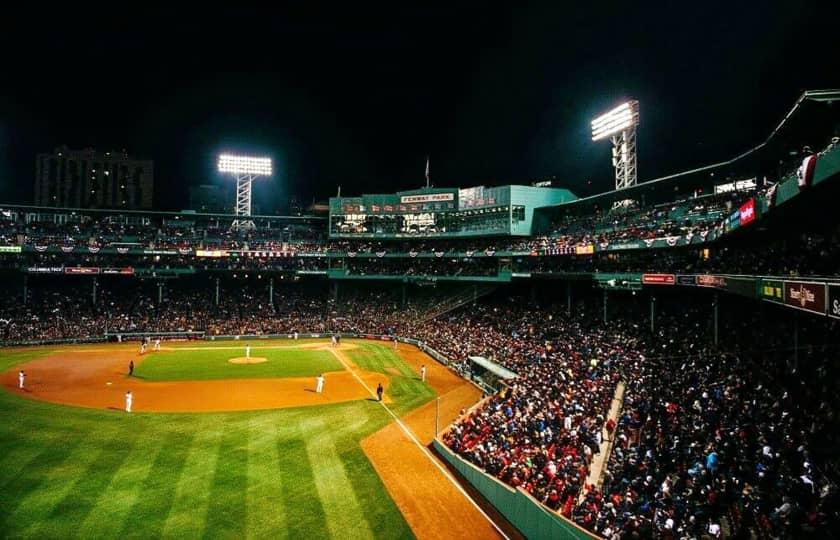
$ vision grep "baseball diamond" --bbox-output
[0,340,500,539]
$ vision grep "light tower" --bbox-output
[591,100,639,191]
[217,154,272,229]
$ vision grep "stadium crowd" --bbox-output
[1,279,837,539]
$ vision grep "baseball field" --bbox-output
[0,339,501,539]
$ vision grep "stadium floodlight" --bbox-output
[591,100,639,191]
[217,154,272,229]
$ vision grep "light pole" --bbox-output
[217,154,272,229]
[591,100,640,192]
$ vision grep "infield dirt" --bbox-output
[1,343,390,412]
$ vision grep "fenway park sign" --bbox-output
[783,281,826,315]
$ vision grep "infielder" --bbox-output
[420,364,427,382]
[293,331,299,340]
[125,390,133,413]
[18,370,25,389]
[315,373,325,394]
[153,338,161,352]
[140,341,146,355]
[330,335,337,348]
[393,337,398,350]
[245,343,251,358]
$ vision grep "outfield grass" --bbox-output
[346,342,435,416]
[0,341,435,539]
[134,347,343,381]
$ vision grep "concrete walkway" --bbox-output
[579,381,625,504]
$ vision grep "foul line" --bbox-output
[328,347,510,540]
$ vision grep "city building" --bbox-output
[34,146,154,209]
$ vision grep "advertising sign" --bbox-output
[26,266,64,274]
[784,281,826,315]
[0,246,22,253]
[101,267,135,275]
[760,279,784,303]
[738,199,756,226]
[676,275,697,286]
[828,284,840,320]
[196,250,229,258]
[64,267,100,275]
[641,273,675,285]
[697,275,726,288]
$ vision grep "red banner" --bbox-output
[739,199,756,226]
[64,267,100,275]
[642,273,675,285]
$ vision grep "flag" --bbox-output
[425,156,430,187]
[797,155,817,191]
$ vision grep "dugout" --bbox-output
[468,355,517,393]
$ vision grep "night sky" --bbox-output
[1,3,838,212]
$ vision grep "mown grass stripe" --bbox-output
[161,417,224,538]
[203,420,249,539]
[336,446,416,540]
[307,423,375,540]
[331,407,415,540]
[244,413,286,538]
[118,428,195,538]
[24,434,138,538]
[76,425,167,538]
[0,432,85,534]
[276,434,329,538]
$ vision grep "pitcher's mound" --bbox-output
[228,356,268,365]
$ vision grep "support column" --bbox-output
[157,281,163,305]
[215,277,220,306]
[713,293,719,346]
[793,312,799,369]
[401,283,406,307]
[473,284,478,304]
[92,277,98,305]
[269,276,275,309]
[566,281,572,317]
[603,289,608,324]
[650,295,655,333]
[23,275,28,305]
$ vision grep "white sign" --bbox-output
[399,193,455,204]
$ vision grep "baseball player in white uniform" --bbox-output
[125,391,133,413]
[293,331,299,340]
[330,335,337,348]
[154,338,161,351]
[245,344,251,358]
[18,370,25,389]
[420,364,427,382]
[315,374,325,394]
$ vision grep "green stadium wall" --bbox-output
[432,439,596,539]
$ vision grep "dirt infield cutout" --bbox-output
[227,356,268,364]
[1,341,387,413]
